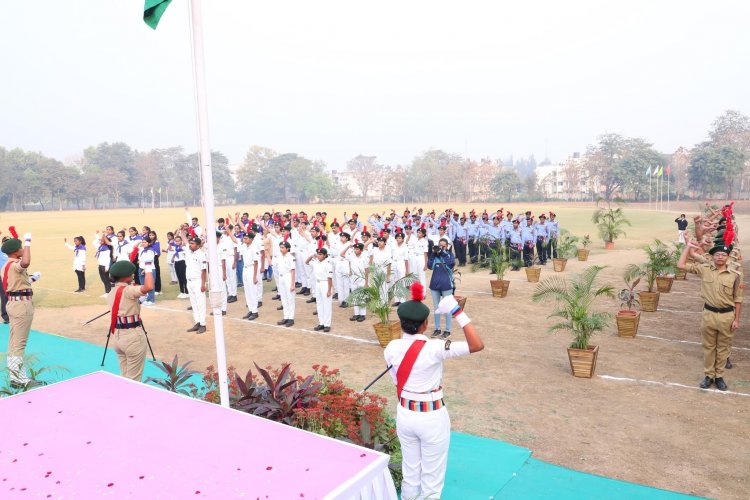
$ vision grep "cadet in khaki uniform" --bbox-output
[2,232,41,388]
[108,260,155,382]
[677,236,742,391]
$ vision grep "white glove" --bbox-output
[435,294,471,328]
[31,272,41,283]
[23,233,32,246]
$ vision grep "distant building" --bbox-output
[535,153,603,200]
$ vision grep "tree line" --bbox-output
[1,110,747,210]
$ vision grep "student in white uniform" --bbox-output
[306,244,333,332]
[185,237,207,334]
[95,234,113,297]
[391,230,410,305]
[345,241,369,322]
[275,240,296,327]
[384,284,484,500]
[64,235,87,292]
[335,232,352,308]
[240,232,260,321]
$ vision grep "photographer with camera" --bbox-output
[428,237,456,339]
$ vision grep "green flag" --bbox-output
[658,166,664,177]
[144,0,173,29]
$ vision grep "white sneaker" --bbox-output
[155,292,162,296]
[142,301,154,306]
[178,293,189,299]
[100,293,108,298]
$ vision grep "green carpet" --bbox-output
[2,327,702,499]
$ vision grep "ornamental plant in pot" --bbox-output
[532,265,614,378]
[625,239,671,313]
[616,267,641,337]
[553,229,578,272]
[474,246,511,297]
[348,263,417,348]
[577,234,591,261]
[591,198,631,250]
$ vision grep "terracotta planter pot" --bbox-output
[525,267,541,282]
[490,279,510,298]
[675,268,687,280]
[553,258,568,272]
[656,276,674,293]
[605,241,615,250]
[567,345,599,378]
[638,291,660,312]
[577,248,590,261]
[616,310,640,337]
[373,320,402,348]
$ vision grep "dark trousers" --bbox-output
[547,237,557,260]
[0,286,8,322]
[467,238,478,263]
[236,257,244,285]
[264,265,273,281]
[509,244,522,270]
[522,243,534,267]
[75,270,86,290]
[98,265,112,293]
[175,260,188,294]
[453,238,466,265]
[154,255,162,292]
[536,238,547,264]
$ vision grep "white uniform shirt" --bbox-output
[138,248,156,271]
[96,245,112,267]
[185,248,207,280]
[311,257,334,282]
[392,243,409,263]
[371,246,392,269]
[347,252,370,279]
[65,243,87,271]
[275,252,295,276]
[384,334,470,392]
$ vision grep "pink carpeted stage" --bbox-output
[0,372,396,499]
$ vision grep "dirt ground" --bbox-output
[32,243,749,500]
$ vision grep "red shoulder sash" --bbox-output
[109,286,127,334]
[396,340,427,399]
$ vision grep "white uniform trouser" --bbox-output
[315,280,332,327]
[329,260,338,294]
[255,266,263,303]
[350,277,366,317]
[305,262,314,291]
[187,277,206,325]
[295,253,306,287]
[168,262,177,282]
[411,255,427,291]
[397,405,451,500]
[273,258,281,292]
[218,280,228,311]
[393,260,407,301]
[678,230,686,244]
[335,262,350,304]
[243,267,258,313]
[224,257,237,297]
[278,273,295,320]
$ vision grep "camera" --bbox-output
[432,246,443,255]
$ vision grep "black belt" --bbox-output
[116,321,142,329]
[7,290,33,297]
[704,303,734,314]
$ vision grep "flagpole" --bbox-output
[667,169,670,211]
[189,0,230,408]
[648,170,652,210]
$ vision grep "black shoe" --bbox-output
[227,296,238,303]
[295,282,302,288]
[303,289,311,296]
[306,297,316,303]
[242,312,252,319]
[332,293,338,300]
[432,329,442,338]
[272,295,281,300]
[237,283,243,288]
[276,305,284,310]
[187,306,193,310]
[196,326,206,334]
[187,323,200,332]
[297,287,307,295]
[272,287,278,292]
[313,311,318,315]
[699,376,714,389]
[247,313,259,321]
[726,358,733,369]
[356,315,366,322]
[714,377,728,391]
[257,302,262,308]
[350,315,358,321]
[277,319,289,325]
[441,330,451,339]
[285,320,294,327]
[314,325,325,331]
[74,289,83,293]
[323,326,331,332]
[340,302,348,308]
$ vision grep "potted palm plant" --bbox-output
[348,263,417,348]
[474,245,511,297]
[591,198,631,250]
[616,267,641,337]
[552,229,578,272]
[577,234,591,261]
[532,265,614,378]
[625,239,670,312]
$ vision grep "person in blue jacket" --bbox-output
[428,237,456,339]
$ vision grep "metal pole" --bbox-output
[188,0,230,408]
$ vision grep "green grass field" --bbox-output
[1,203,681,308]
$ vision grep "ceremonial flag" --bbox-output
[645,166,652,176]
[158,187,162,194]
[653,166,659,177]
[144,0,173,29]
[666,164,671,176]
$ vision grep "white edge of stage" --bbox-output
[3,370,398,499]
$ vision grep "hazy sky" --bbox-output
[1,1,748,169]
